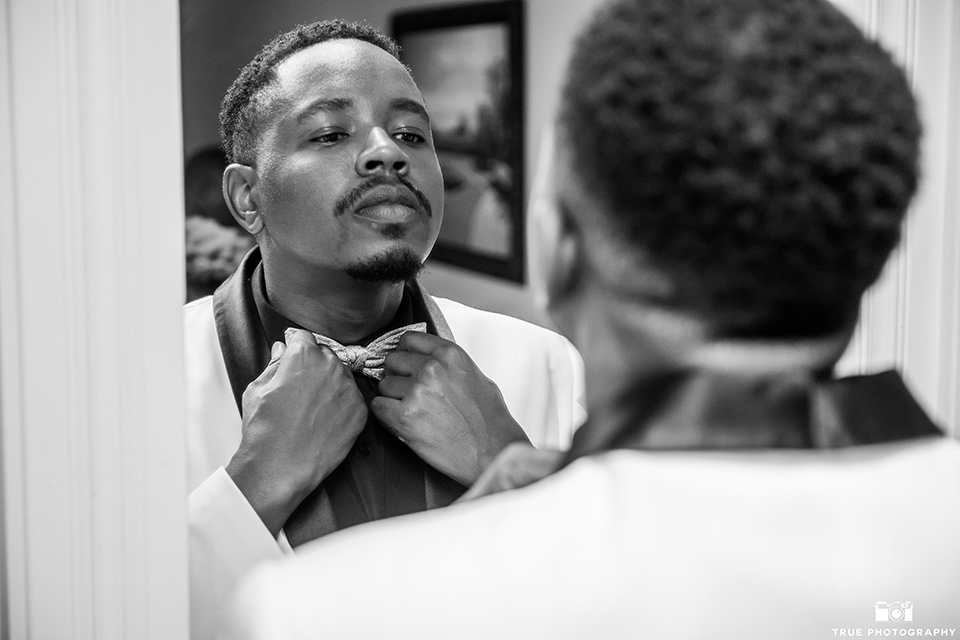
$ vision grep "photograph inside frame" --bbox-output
[393,0,525,282]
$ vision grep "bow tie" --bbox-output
[285,323,427,381]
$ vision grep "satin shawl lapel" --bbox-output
[212,246,271,413]
[809,370,942,447]
[413,281,455,341]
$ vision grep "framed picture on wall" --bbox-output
[392,0,525,282]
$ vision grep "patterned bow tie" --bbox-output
[286,323,427,380]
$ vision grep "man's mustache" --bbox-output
[334,174,433,218]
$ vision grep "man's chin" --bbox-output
[345,248,424,283]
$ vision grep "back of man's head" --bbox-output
[219,20,401,166]
[559,0,921,338]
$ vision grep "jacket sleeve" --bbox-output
[184,298,289,640]
[189,467,285,640]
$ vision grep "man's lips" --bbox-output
[335,176,434,221]
[351,185,423,224]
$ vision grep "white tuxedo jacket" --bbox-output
[226,438,960,640]
[184,293,585,640]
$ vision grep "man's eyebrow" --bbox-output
[391,98,430,123]
[295,97,353,124]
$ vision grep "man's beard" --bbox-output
[345,247,424,283]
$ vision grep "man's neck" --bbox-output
[573,291,851,452]
[584,371,816,451]
[262,261,405,345]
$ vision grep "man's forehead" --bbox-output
[274,39,415,94]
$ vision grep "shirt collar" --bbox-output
[250,263,422,347]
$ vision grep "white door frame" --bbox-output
[1,0,188,637]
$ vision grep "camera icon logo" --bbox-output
[875,601,913,623]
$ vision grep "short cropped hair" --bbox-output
[219,20,402,165]
[560,0,921,337]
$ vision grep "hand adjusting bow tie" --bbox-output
[285,323,427,381]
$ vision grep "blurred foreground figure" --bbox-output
[225,1,960,637]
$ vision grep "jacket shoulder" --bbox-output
[433,296,564,346]
[182,295,227,390]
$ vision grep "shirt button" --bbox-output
[359,443,372,457]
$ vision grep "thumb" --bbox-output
[244,341,287,402]
[269,340,286,365]
[255,341,286,381]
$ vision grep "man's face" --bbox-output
[252,39,444,281]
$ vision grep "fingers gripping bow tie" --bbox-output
[288,323,427,381]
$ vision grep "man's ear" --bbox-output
[223,163,264,235]
[528,141,584,312]
[545,198,582,304]
[530,190,583,314]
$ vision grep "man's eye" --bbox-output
[394,131,425,145]
[311,132,348,144]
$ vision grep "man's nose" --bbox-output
[356,127,410,177]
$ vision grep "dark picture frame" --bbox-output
[392,0,525,282]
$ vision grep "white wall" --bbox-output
[1,0,189,638]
